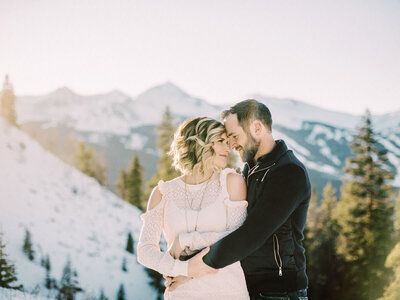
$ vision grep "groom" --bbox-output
[180,99,311,299]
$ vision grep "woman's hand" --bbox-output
[165,275,191,291]
[168,235,184,259]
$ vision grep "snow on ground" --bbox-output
[0,287,48,300]
[0,118,155,299]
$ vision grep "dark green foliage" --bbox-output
[57,258,83,300]
[121,257,128,272]
[117,284,126,300]
[117,155,145,209]
[334,111,395,300]
[145,106,180,201]
[99,289,108,300]
[125,232,134,255]
[394,193,400,242]
[43,255,57,290]
[306,183,341,299]
[0,232,22,290]
[144,268,164,300]
[22,229,35,261]
[74,141,107,185]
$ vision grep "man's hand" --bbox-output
[168,235,184,259]
[164,275,191,291]
[187,247,217,278]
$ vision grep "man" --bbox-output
[169,99,311,300]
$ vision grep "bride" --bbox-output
[137,117,250,299]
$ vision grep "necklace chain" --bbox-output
[184,172,214,232]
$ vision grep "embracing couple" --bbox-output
[137,99,311,300]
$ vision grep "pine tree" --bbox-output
[98,289,108,300]
[117,154,145,209]
[57,258,83,300]
[145,268,164,300]
[116,170,128,200]
[22,229,35,261]
[0,75,17,126]
[334,111,395,300]
[128,155,144,208]
[304,188,318,287]
[73,142,107,185]
[145,106,180,201]
[125,232,134,255]
[117,284,126,300]
[0,231,22,289]
[307,183,341,299]
[394,193,400,242]
[44,255,57,290]
[379,242,400,300]
[305,188,318,240]
[121,257,128,272]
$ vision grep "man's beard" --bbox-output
[240,136,260,163]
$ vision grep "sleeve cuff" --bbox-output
[179,233,190,249]
[223,199,248,208]
[172,259,188,276]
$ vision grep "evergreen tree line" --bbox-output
[305,111,400,300]
[2,227,137,299]
[3,75,399,298]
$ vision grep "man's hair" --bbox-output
[221,99,272,131]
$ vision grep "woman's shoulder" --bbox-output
[146,176,182,210]
[221,168,247,201]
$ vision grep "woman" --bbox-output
[137,117,250,299]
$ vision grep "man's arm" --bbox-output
[202,164,308,269]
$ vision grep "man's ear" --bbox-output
[251,120,264,136]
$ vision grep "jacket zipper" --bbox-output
[246,163,276,185]
[273,234,283,276]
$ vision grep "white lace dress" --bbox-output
[137,168,250,300]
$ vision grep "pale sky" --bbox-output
[1,0,399,114]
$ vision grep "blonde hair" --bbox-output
[169,117,226,175]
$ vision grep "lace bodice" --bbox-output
[136,168,248,277]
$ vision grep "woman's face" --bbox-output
[212,132,230,169]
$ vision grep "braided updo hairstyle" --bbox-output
[169,117,226,175]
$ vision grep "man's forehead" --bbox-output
[223,114,240,136]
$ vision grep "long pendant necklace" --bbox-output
[184,172,213,232]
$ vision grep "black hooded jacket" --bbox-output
[203,140,311,293]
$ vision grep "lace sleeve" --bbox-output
[179,199,247,251]
[136,183,188,277]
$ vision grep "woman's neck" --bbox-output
[184,169,214,184]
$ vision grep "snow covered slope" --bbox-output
[0,118,155,299]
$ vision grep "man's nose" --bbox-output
[229,140,236,150]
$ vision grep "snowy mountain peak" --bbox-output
[49,86,77,98]
[137,81,190,101]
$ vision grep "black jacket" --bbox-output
[203,140,311,293]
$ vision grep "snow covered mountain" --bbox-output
[15,82,400,195]
[0,118,155,299]
[17,83,221,135]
